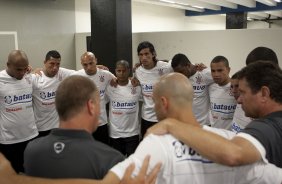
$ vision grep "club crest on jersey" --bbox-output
[54,142,65,154]
[173,140,185,158]
[195,75,202,84]
[131,87,137,94]
[4,96,12,104]
[40,92,46,99]
[4,94,32,105]
[229,87,234,96]
[99,75,105,82]
[158,68,164,76]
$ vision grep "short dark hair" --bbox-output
[246,47,278,65]
[116,60,130,69]
[56,75,98,121]
[231,71,239,79]
[211,55,229,68]
[237,60,282,103]
[171,53,191,69]
[137,41,157,63]
[45,50,61,61]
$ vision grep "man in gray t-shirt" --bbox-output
[24,75,124,179]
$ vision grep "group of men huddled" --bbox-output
[0,41,282,184]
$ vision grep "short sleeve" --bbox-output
[110,134,166,179]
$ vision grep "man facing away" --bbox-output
[171,53,213,126]
[147,61,282,169]
[0,50,38,173]
[24,75,124,179]
[0,152,161,184]
[110,73,282,184]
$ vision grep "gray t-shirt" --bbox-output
[241,111,282,168]
[24,129,124,179]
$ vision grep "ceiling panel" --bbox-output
[134,0,282,20]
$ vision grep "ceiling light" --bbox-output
[159,0,175,4]
[191,5,204,9]
[177,2,189,6]
[256,0,277,6]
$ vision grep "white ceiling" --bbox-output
[133,0,282,20]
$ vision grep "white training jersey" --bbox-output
[0,70,38,144]
[110,126,282,184]
[106,80,142,138]
[32,68,75,131]
[231,104,252,133]
[74,68,115,126]
[189,68,213,126]
[209,82,237,130]
[135,61,173,122]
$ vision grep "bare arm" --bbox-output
[97,65,109,71]
[130,77,140,87]
[146,118,262,166]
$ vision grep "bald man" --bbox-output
[110,73,282,184]
[0,50,38,173]
[74,52,116,145]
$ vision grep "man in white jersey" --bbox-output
[32,50,75,137]
[106,60,142,156]
[171,53,213,126]
[135,41,173,138]
[74,52,115,145]
[230,72,251,133]
[148,61,282,170]
[0,50,38,173]
[110,73,282,184]
[208,56,237,130]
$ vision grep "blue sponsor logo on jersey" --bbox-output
[193,85,206,91]
[231,122,241,133]
[173,140,213,164]
[141,84,153,93]
[211,102,236,114]
[40,91,56,100]
[193,85,206,94]
[4,93,32,105]
[112,101,137,109]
